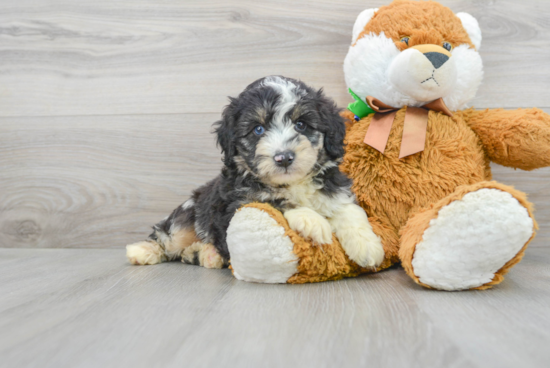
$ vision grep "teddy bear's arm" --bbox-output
[464,108,550,171]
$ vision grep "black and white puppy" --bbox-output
[126,76,384,269]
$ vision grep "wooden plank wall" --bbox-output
[1,0,549,249]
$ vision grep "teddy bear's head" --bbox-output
[344,0,483,111]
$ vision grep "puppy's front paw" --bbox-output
[330,204,385,268]
[182,242,225,269]
[126,241,165,265]
[284,207,333,245]
[339,228,385,268]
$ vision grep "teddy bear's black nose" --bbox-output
[424,52,449,69]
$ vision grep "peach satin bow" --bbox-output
[363,96,453,159]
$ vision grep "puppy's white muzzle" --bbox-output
[388,44,457,103]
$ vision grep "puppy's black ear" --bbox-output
[214,97,238,167]
[317,89,346,160]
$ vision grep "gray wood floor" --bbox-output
[0,0,549,249]
[1,1,550,367]
[1,247,550,368]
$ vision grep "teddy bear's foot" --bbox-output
[227,205,298,283]
[228,203,397,284]
[400,182,536,291]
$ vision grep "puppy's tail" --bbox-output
[126,199,198,265]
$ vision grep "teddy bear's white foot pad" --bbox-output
[412,189,533,291]
[227,207,298,283]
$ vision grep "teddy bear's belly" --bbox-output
[341,110,491,232]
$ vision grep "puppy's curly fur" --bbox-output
[126,76,384,269]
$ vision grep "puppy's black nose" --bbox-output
[273,151,295,168]
[424,52,449,69]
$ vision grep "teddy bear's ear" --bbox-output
[456,12,482,50]
[352,8,378,43]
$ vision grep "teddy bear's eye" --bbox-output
[400,37,410,45]
[443,42,452,51]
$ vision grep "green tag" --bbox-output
[347,88,375,120]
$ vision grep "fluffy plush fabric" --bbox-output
[404,185,535,290]
[226,0,550,290]
[465,108,550,170]
[342,107,489,232]
[344,0,484,111]
[227,205,298,283]
[228,203,394,284]
[354,1,474,50]
[399,181,537,290]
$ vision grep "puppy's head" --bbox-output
[214,76,344,185]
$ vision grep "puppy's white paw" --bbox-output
[330,204,385,268]
[126,241,165,265]
[339,227,384,268]
[200,243,225,269]
[284,207,333,245]
[182,242,225,269]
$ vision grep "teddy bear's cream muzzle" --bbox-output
[388,43,457,102]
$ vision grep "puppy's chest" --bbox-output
[274,181,337,216]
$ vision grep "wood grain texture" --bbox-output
[1,2,549,367]
[1,247,549,368]
[1,112,549,249]
[0,0,549,250]
[0,114,222,249]
[0,0,549,117]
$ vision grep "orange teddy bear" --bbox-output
[226,0,550,290]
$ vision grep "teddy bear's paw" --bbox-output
[126,241,166,265]
[227,206,298,283]
[284,207,333,245]
[411,188,534,291]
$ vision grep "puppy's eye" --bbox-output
[443,42,452,51]
[400,37,410,45]
[294,121,307,132]
[253,125,265,136]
